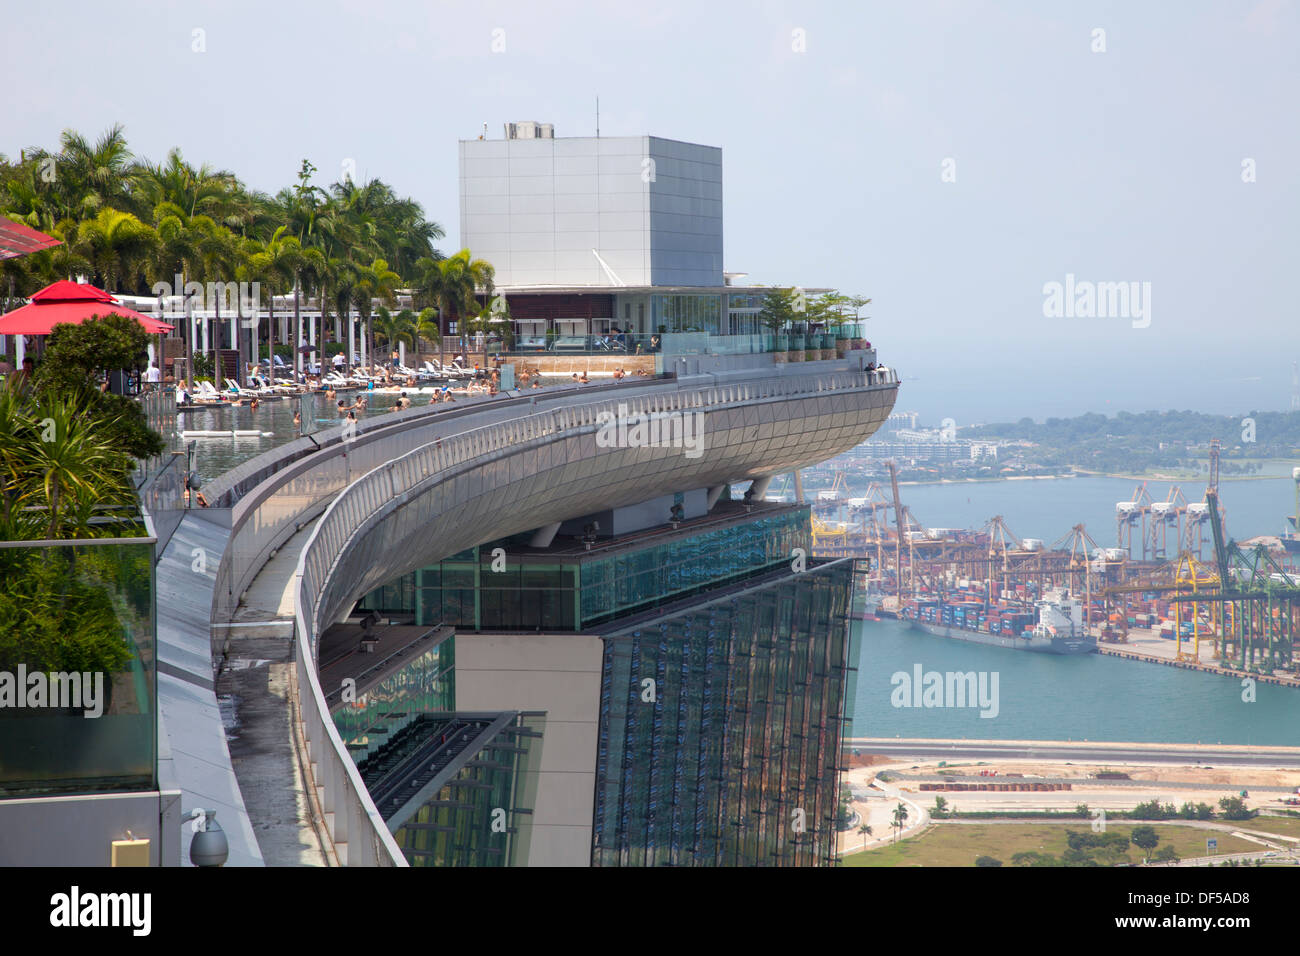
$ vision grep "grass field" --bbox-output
[842,823,1260,867]
[1231,815,1300,839]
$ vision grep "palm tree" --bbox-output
[136,148,241,224]
[414,307,441,358]
[16,392,135,539]
[386,203,444,277]
[351,257,400,370]
[0,382,32,539]
[150,201,226,369]
[197,226,245,353]
[858,823,873,849]
[250,227,322,373]
[328,257,358,367]
[294,245,327,372]
[373,307,416,363]
[419,249,494,358]
[2,158,63,235]
[152,201,221,284]
[50,124,138,220]
[67,207,157,292]
[891,803,910,843]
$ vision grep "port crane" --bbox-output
[1147,486,1189,562]
[1181,438,1223,560]
[888,460,906,596]
[1110,492,1300,673]
[1116,482,1154,559]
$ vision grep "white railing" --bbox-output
[291,598,407,866]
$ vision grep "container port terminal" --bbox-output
[806,441,1300,682]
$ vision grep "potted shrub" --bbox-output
[0,548,136,717]
[849,296,871,350]
[817,329,835,360]
[834,317,852,357]
[787,329,805,362]
[793,324,816,362]
[758,292,795,364]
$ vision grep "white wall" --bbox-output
[460,135,723,288]
[0,789,182,866]
[452,633,603,867]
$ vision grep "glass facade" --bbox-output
[0,535,157,797]
[331,638,456,764]
[353,504,860,868]
[360,550,581,633]
[579,510,808,628]
[592,561,856,866]
[727,293,764,336]
[388,713,545,867]
[358,508,811,633]
[650,294,721,333]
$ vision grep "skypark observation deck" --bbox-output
[192,355,898,865]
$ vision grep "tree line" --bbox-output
[1,125,498,362]
[969,409,1300,454]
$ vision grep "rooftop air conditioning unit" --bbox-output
[506,121,550,139]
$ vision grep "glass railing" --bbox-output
[0,527,157,798]
[499,330,875,359]
[503,333,660,356]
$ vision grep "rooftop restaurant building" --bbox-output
[459,125,841,368]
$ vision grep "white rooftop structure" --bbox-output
[459,129,723,288]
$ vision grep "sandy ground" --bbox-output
[836,753,1300,856]
[1106,626,1221,664]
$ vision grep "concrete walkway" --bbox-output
[839,773,930,857]
[218,517,331,866]
[156,511,263,866]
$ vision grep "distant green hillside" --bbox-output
[967,410,1300,475]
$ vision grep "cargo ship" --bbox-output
[899,588,1096,655]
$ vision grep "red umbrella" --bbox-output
[0,280,174,335]
[0,217,61,260]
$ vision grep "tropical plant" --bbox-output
[373,306,415,358]
[414,307,441,354]
[1217,796,1256,821]
[420,249,494,352]
[0,548,134,675]
[891,802,909,842]
[2,127,457,377]
[33,313,164,461]
[67,207,156,292]
[1130,825,1159,862]
[352,258,400,365]
[0,385,136,540]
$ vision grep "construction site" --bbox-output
[808,440,1300,681]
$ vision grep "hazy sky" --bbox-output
[4,1,1296,424]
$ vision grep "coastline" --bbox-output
[857,469,1295,488]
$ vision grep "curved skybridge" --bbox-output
[200,362,898,866]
